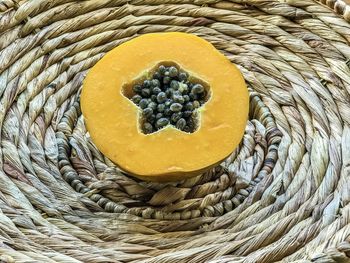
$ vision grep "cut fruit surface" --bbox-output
[81,32,249,182]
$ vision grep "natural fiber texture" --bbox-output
[0,0,350,262]
[316,0,350,21]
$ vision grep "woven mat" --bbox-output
[1,0,350,262]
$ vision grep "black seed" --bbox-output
[139,99,149,109]
[185,102,194,111]
[183,111,192,118]
[170,80,179,90]
[179,72,188,82]
[152,79,160,87]
[157,92,167,103]
[151,95,157,102]
[148,114,156,122]
[193,100,200,108]
[171,112,182,123]
[163,76,171,84]
[165,89,173,97]
[141,88,151,97]
[132,95,142,104]
[153,72,161,79]
[191,84,204,94]
[169,66,178,77]
[189,93,198,100]
[143,108,153,118]
[143,80,151,87]
[133,84,142,94]
[173,94,185,104]
[170,103,182,112]
[129,64,208,134]
[159,65,166,74]
[198,89,207,98]
[187,117,196,127]
[152,87,161,94]
[148,102,157,110]
[179,83,188,94]
[176,118,186,130]
[164,108,172,116]
[156,118,169,128]
[144,122,153,133]
[183,126,191,133]
[157,104,165,112]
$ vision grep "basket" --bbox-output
[0,0,350,262]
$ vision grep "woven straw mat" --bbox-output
[1,0,350,262]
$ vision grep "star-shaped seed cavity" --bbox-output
[122,63,210,134]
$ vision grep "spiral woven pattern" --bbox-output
[1,0,350,262]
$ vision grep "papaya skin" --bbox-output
[81,32,249,182]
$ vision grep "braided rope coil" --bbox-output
[0,0,350,262]
[317,0,350,21]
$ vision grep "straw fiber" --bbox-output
[0,0,350,262]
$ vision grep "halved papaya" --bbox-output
[81,32,249,182]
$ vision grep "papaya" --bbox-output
[81,32,249,182]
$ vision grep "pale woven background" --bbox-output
[0,0,350,262]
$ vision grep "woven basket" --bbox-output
[1,0,350,262]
